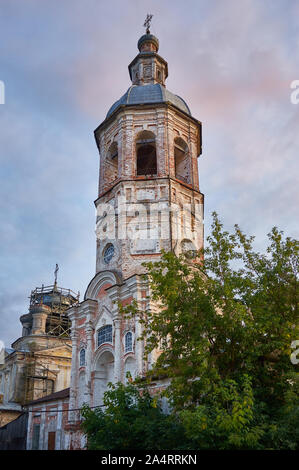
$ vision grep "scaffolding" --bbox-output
[23,356,56,404]
[29,284,79,338]
[20,283,80,404]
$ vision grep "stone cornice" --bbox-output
[94,176,203,205]
[94,101,201,136]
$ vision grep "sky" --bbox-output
[0,0,298,348]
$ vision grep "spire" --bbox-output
[128,17,167,86]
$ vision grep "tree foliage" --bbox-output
[81,380,187,450]
[83,213,298,449]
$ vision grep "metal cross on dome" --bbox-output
[143,14,153,34]
[54,263,59,284]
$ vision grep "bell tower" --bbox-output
[67,22,204,417]
[94,25,204,279]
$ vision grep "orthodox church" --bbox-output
[64,23,203,445]
[0,279,78,429]
[3,22,204,450]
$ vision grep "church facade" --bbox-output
[26,27,204,450]
[0,282,78,430]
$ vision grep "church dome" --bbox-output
[106,83,191,118]
[102,25,193,123]
[137,33,159,52]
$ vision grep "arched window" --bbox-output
[136,131,157,176]
[103,243,115,264]
[80,348,86,366]
[174,137,190,184]
[97,325,112,347]
[105,142,118,183]
[125,331,133,353]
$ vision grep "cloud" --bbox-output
[0,102,96,346]
[0,0,298,347]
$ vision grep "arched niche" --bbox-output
[93,350,114,406]
[136,130,157,176]
[78,371,86,408]
[174,137,190,184]
[181,238,197,257]
[104,141,118,184]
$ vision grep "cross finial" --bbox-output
[143,13,153,34]
[54,263,59,284]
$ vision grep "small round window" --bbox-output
[103,244,114,264]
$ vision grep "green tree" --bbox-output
[120,212,299,449]
[81,379,188,450]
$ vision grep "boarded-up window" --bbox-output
[32,424,40,450]
[48,431,56,450]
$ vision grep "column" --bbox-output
[40,406,46,450]
[68,327,78,423]
[26,405,33,450]
[126,277,145,377]
[56,403,63,450]
[113,318,121,382]
[135,316,143,376]
[84,321,93,404]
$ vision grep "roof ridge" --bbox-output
[126,84,135,104]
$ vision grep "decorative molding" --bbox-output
[84,271,122,300]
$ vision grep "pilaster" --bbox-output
[68,322,78,422]
[84,320,94,404]
[113,318,122,382]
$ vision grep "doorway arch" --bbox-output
[93,350,114,406]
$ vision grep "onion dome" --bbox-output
[137,33,159,53]
[105,31,192,120]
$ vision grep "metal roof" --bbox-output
[5,348,15,355]
[106,83,191,118]
[26,387,70,405]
